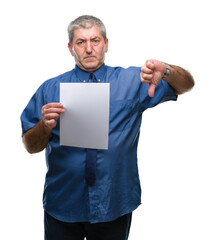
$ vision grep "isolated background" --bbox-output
[1,0,214,239]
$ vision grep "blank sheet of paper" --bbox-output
[60,83,110,149]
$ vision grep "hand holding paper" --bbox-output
[42,103,64,129]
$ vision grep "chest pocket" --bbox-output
[109,99,139,132]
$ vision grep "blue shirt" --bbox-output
[21,64,177,223]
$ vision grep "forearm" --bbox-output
[22,119,52,154]
[164,64,195,95]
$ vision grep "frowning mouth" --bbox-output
[84,56,96,60]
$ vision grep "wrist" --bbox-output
[40,119,52,135]
[163,63,170,78]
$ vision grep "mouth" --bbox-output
[84,56,96,60]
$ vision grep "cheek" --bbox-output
[96,47,106,59]
[75,49,85,58]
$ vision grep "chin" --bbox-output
[83,63,101,72]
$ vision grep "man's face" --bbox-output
[68,25,108,72]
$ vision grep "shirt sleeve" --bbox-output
[20,84,45,134]
[139,78,178,111]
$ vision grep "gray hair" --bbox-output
[67,15,107,44]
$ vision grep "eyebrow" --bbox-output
[75,36,101,42]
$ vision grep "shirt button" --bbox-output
[83,80,86,83]
[98,79,101,82]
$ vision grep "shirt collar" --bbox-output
[75,64,107,82]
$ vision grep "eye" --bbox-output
[76,40,86,47]
[91,38,100,45]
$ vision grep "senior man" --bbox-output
[21,15,194,240]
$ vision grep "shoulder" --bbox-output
[31,69,75,103]
[42,69,75,88]
[106,65,140,74]
[106,65,141,82]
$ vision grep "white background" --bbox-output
[1,0,214,239]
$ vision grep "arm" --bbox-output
[22,103,64,154]
[140,59,195,97]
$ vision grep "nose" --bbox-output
[86,41,93,53]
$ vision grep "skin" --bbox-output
[68,25,108,73]
[140,59,195,97]
[22,24,195,153]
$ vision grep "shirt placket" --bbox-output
[75,65,107,223]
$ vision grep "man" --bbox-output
[21,15,194,240]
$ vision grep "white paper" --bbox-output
[60,83,110,149]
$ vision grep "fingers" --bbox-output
[140,72,153,83]
[140,59,164,97]
[141,64,154,74]
[42,103,64,118]
[140,68,153,84]
[145,59,155,71]
[148,83,156,98]
[140,60,155,84]
[42,103,64,129]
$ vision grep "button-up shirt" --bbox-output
[21,64,177,223]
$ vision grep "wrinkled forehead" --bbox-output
[73,25,103,41]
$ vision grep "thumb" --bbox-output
[148,83,156,98]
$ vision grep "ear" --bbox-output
[105,38,109,53]
[68,43,74,56]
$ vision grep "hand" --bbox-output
[42,103,64,129]
[140,59,166,97]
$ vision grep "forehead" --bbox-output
[73,25,103,40]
